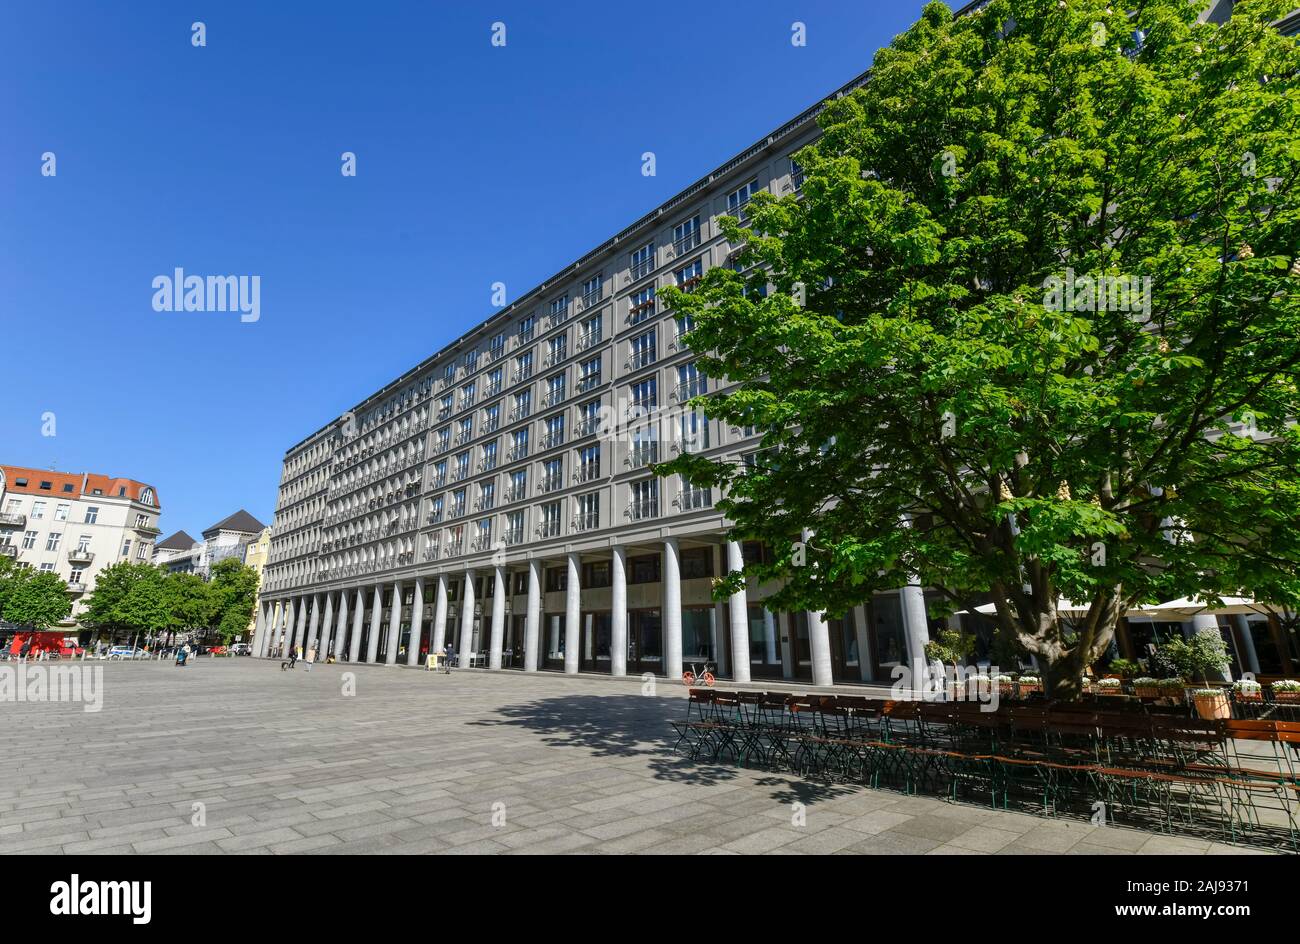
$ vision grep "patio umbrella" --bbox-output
[1125,595,1266,618]
[971,599,1094,618]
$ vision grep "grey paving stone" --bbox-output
[0,660,1234,856]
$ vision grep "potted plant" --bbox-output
[1158,678,1187,700]
[1157,632,1231,718]
[1016,674,1042,696]
[924,628,976,700]
[1191,687,1231,720]
[1271,680,1300,704]
[1108,658,1140,680]
[1232,679,1263,703]
[1132,677,1161,699]
[991,673,1015,697]
[1095,677,1123,695]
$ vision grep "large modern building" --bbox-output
[256,59,940,683]
[0,465,163,622]
[258,0,1300,682]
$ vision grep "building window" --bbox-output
[629,479,659,520]
[581,274,602,308]
[30,501,45,520]
[628,552,661,584]
[539,501,562,538]
[22,531,37,550]
[680,546,714,579]
[518,313,537,342]
[504,510,525,546]
[545,566,567,593]
[629,377,657,417]
[121,539,131,556]
[54,503,70,521]
[672,215,700,255]
[674,258,703,293]
[582,559,611,587]
[574,492,599,531]
[680,474,713,510]
[629,285,656,325]
[678,410,710,453]
[726,177,761,221]
[84,506,99,524]
[630,241,654,280]
[46,532,62,552]
[541,457,564,492]
[549,294,569,324]
[629,328,657,370]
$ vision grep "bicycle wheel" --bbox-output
[682,671,695,686]
[702,672,715,686]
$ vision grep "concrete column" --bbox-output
[292,597,308,656]
[1191,614,1233,681]
[334,590,350,661]
[254,602,269,657]
[306,592,322,654]
[489,566,506,669]
[564,552,581,674]
[663,537,683,680]
[365,584,383,663]
[318,593,335,661]
[779,612,795,679]
[406,577,425,667]
[610,546,627,676]
[900,581,931,692]
[431,574,448,653]
[1233,615,1262,676]
[348,587,364,662]
[384,580,402,665]
[807,609,834,687]
[726,541,752,683]
[458,570,477,667]
[275,602,290,657]
[524,559,541,672]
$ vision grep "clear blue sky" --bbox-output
[0,0,934,538]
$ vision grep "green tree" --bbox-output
[82,561,170,642]
[208,558,260,643]
[1,568,73,628]
[162,572,214,639]
[660,0,1300,698]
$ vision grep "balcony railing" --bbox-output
[541,431,565,450]
[0,513,26,528]
[512,367,533,383]
[505,486,527,503]
[488,345,506,362]
[504,528,524,546]
[67,582,87,593]
[67,548,94,565]
[507,445,529,462]
[427,511,443,524]
[0,545,17,558]
[680,487,713,510]
[581,287,602,308]
[423,547,440,562]
[542,389,566,408]
[572,512,599,532]
[575,329,602,351]
[454,430,472,446]
[536,520,561,539]
[672,229,700,256]
[676,380,707,401]
[508,405,531,423]
[517,327,535,344]
[540,474,564,493]
[630,255,654,280]
[575,374,601,393]
[627,348,656,370]
[544,349,566,368]
[628,499,659,521]
[444,542,463,558]
[483,382,502,398]
[628,444,659,466]
[470,536,494,552]
[481,416,500,433]
[574,464,600,484]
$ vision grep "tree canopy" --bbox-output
[0,557,73,629]
[660,0,1300,697]
[82,559,260,643]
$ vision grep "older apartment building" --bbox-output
[257,63,936,687]
[0,465,162,622]
[258,0,1299,684]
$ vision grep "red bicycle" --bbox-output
[682,660,715,687]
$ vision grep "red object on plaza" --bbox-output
[8,631,84,658]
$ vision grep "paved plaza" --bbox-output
[0,660,1267,855]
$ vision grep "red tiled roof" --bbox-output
[0,465,160,507]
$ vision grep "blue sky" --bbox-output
[0,0,933,538]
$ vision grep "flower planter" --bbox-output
[1017,683,1042,697]
[1192,690,1231,720]
[1133,680,1161,699]
[1275,691,1300,705]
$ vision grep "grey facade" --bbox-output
[257,59,940,686]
